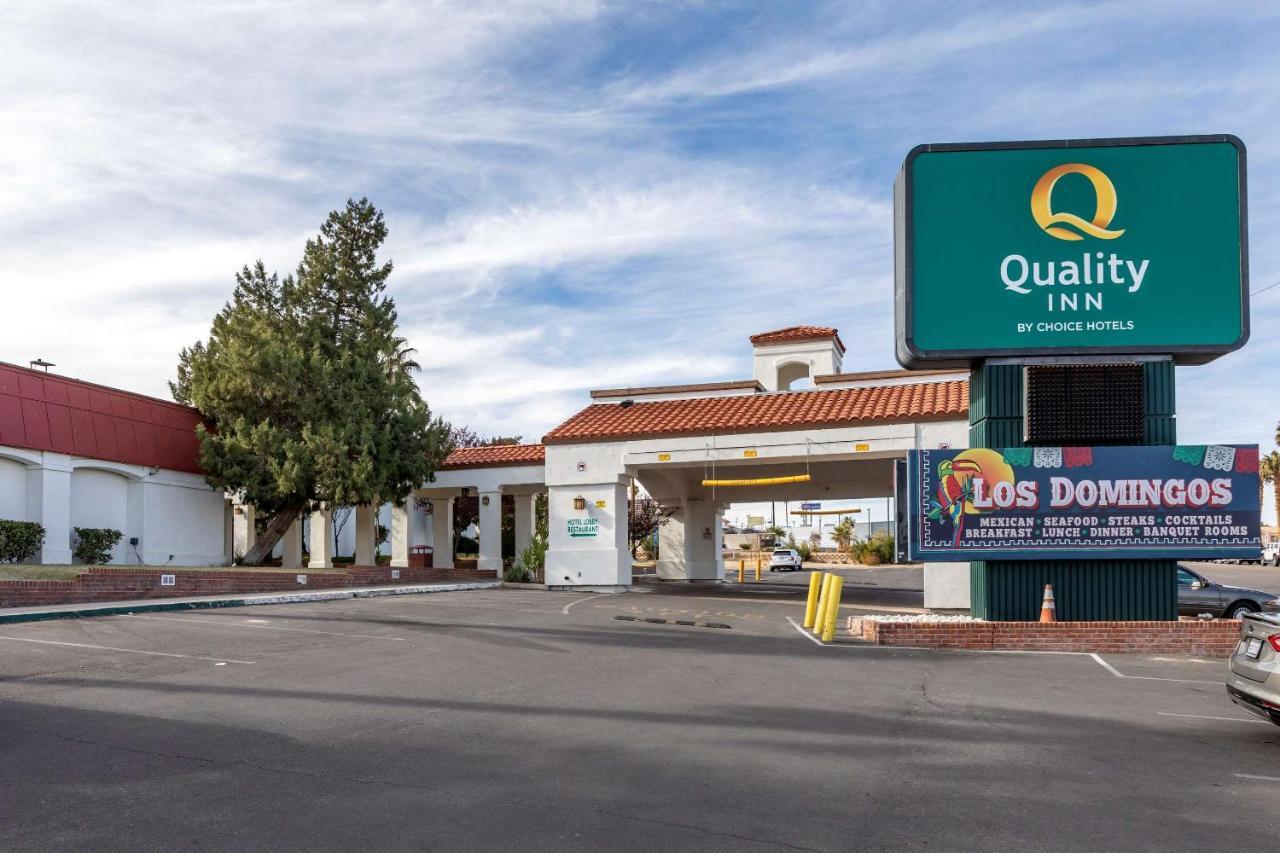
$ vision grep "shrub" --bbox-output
[796,541,812,562]
[73,527,123,565]
[0,520,45,563]
[512,531,547,583]
[856,531,896,564]
[455,534,479,555]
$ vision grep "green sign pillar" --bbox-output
[967,360,1178,621]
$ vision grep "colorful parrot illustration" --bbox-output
[927,458,973,545]
[926,453,1007,545]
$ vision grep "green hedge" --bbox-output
[0,520,46,563]
[73,527,123,565]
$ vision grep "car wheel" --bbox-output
[1227,601,1260,619]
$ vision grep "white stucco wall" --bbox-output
[138,474,227,565]
[0,457,27,520]
[0,444,228,566]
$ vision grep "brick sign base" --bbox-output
[850,618,1241,657]
[0,566,496,609]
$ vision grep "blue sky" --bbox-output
[2,2,1278,508]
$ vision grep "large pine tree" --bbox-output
[173,199,450,565]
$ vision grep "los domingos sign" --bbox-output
[905,445,1261,561]
[894,135,1248,367]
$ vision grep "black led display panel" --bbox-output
[1023,364,1145,446]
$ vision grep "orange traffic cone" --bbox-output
[1039,583,1057,623]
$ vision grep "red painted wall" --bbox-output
[0,362,204,474]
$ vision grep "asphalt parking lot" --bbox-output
[2,585,1278,851]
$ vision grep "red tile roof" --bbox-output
[442,443,546,469]
[749,325,845,353]
[0,362,205,474]
[543,380,968,444]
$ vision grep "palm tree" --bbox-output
[1262,450,1280,532]
[831,517,856,553]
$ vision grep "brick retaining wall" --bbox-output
[850,618,1241,657]
[0,566,497,608]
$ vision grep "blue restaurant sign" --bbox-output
[907,445,1261,561]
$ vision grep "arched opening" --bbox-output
[0,457,28,521]
[776,361,812,391]
[70,468,130,563]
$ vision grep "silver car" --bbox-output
[769,548,803,572]
[1226,612,1280,726]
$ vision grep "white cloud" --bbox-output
[1,0,1278,454]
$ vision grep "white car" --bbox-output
[769,548,803,572]
[1264,542,1280,567]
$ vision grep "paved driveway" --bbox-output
[1,586,1277,851]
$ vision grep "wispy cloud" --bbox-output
[1,0,1279,526]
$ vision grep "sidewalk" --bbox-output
[0,580,502,625]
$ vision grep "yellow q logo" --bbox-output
[1030,163,1125,241]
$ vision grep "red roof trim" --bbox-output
[441,444,546,470]
[748,325,846,354]
[543,380,968,445]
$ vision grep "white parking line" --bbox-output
[786,616,828,646]
[0,635,255,664]
[1235,773,1280,782]
[1090,654,1220,684]
[1157,712,1265,724]
[130,614,407,641]
[781,622,1232,685]
[562,596,599,615]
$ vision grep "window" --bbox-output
[1177,569,1198,586]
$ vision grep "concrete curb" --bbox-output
[0,582,503,625]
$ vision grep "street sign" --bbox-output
[895,135,1248,367]
[746,515,765,525]
[906,445,1261,561]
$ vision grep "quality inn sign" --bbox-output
[894,135,1248,367]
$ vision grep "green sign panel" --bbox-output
[895,135,1248,367]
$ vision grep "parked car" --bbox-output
[1226,612,1280,726]
[1177,566,1280,619]
[769,548,803,572]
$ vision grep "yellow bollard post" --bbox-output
[812,573,834,636]
[821,576,844,643]
[802,571,823,628]
[755,558,761,581]
[738,559,745,583]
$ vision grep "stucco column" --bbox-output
[26,455,72,564]
[281,515,303,569]
[354,504,377,566]
[477,490,503,575]
[223,499,235,566]
[431,496,454,568]
[513,493,535,556]
[545,482,629,589]
[656,502,686,580]
[234,502,256,561]
[657,499,722,581]
[923,562,970,611]
[390,503,410,568]
[309,506,334,569]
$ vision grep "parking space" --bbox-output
[2,586,1278,850]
